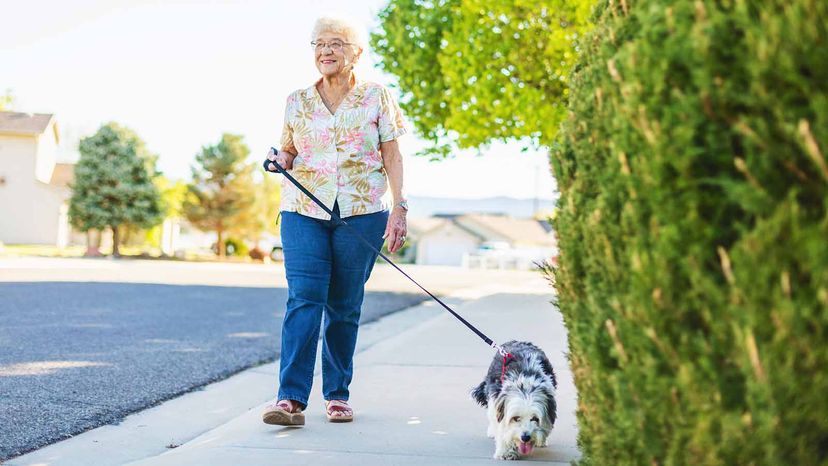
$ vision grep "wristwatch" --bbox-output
[396,199,409,211]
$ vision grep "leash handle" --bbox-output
[263,151,339,219]
[264,147,501,351]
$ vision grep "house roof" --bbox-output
[410,213,557,247]
[454,214,557,247]
[407,217,445,236]
[407,216,488,241]
[0,112,57,139]
[49,162,75,187]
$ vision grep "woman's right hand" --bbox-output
[266,148,294,171]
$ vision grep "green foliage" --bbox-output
[381,238,412,262]
[156,176,189,219]
[68,122,163,256]
[0,89,14,111]
[256,174,281,238]
[221,237,249,257]
[550,0,828,464]
[183,133,255,258]
[231,172,281,244]
[372,0,592,157]
[144,176,189,249]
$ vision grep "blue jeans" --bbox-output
[277,203,388,408]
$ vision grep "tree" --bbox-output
[183,133,256,258]
[254,174,281,240]
[156,176,189,220]
[145,176,189,252]
[68,123,163,256]
[371,0,592,157]
[231,173,281,247]
[0,89,14,111]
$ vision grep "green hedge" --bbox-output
[550,0,828,464]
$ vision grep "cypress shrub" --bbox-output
[550,0,828,464]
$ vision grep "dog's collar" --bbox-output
[500,352,514,384]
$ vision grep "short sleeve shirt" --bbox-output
[279,76,407,220]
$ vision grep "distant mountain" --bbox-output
[406,195,558,219]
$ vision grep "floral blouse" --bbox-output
[278,75,407,220]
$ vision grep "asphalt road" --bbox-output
[0,281,426,461]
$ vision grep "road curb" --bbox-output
[7,286,492,466]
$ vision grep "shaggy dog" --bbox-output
[471,341,557,460]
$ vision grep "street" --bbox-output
[0,257,544,461]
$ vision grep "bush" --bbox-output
[214,238,248,257]
[248,246,266,262]
[550,0,828,464]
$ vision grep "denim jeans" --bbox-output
[277,202,388,408]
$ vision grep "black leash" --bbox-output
[263,149,509,357]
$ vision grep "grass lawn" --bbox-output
[1,244,87,258]
[0,244,269,263]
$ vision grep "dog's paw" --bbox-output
[494,449,521,460]
[533,436,549,448]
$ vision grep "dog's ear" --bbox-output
[544,388,557,428]
[495,394,506,423]
[540,357,557,389]
[471,381,488,407]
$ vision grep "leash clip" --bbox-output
[490,342,509,357]
[493,342,514,384]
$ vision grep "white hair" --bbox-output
[311,14,367,52]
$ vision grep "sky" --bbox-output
[1,0,558,200]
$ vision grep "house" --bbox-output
[408,213,557,269]
[0,112,78,246]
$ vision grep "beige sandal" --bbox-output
[262,399,305,426]
[325,399,353,423]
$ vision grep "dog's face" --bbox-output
[495,374,554,456]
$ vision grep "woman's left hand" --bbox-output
[383,207,408,254]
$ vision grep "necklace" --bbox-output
[318,79,354,114]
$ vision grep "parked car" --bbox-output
[477,241,510,253]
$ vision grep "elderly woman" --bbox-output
[261,15,408,426]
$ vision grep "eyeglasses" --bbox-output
[311,40,352,52]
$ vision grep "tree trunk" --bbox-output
[217,229,225,258]
[85,230,101,257]
[112,225,121,257]
[84,229,98,256]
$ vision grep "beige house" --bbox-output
[409,214,558,269]
[0,112,77,246]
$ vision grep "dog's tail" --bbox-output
[470,380,488,407]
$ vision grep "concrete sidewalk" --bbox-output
[10,277,578,465]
